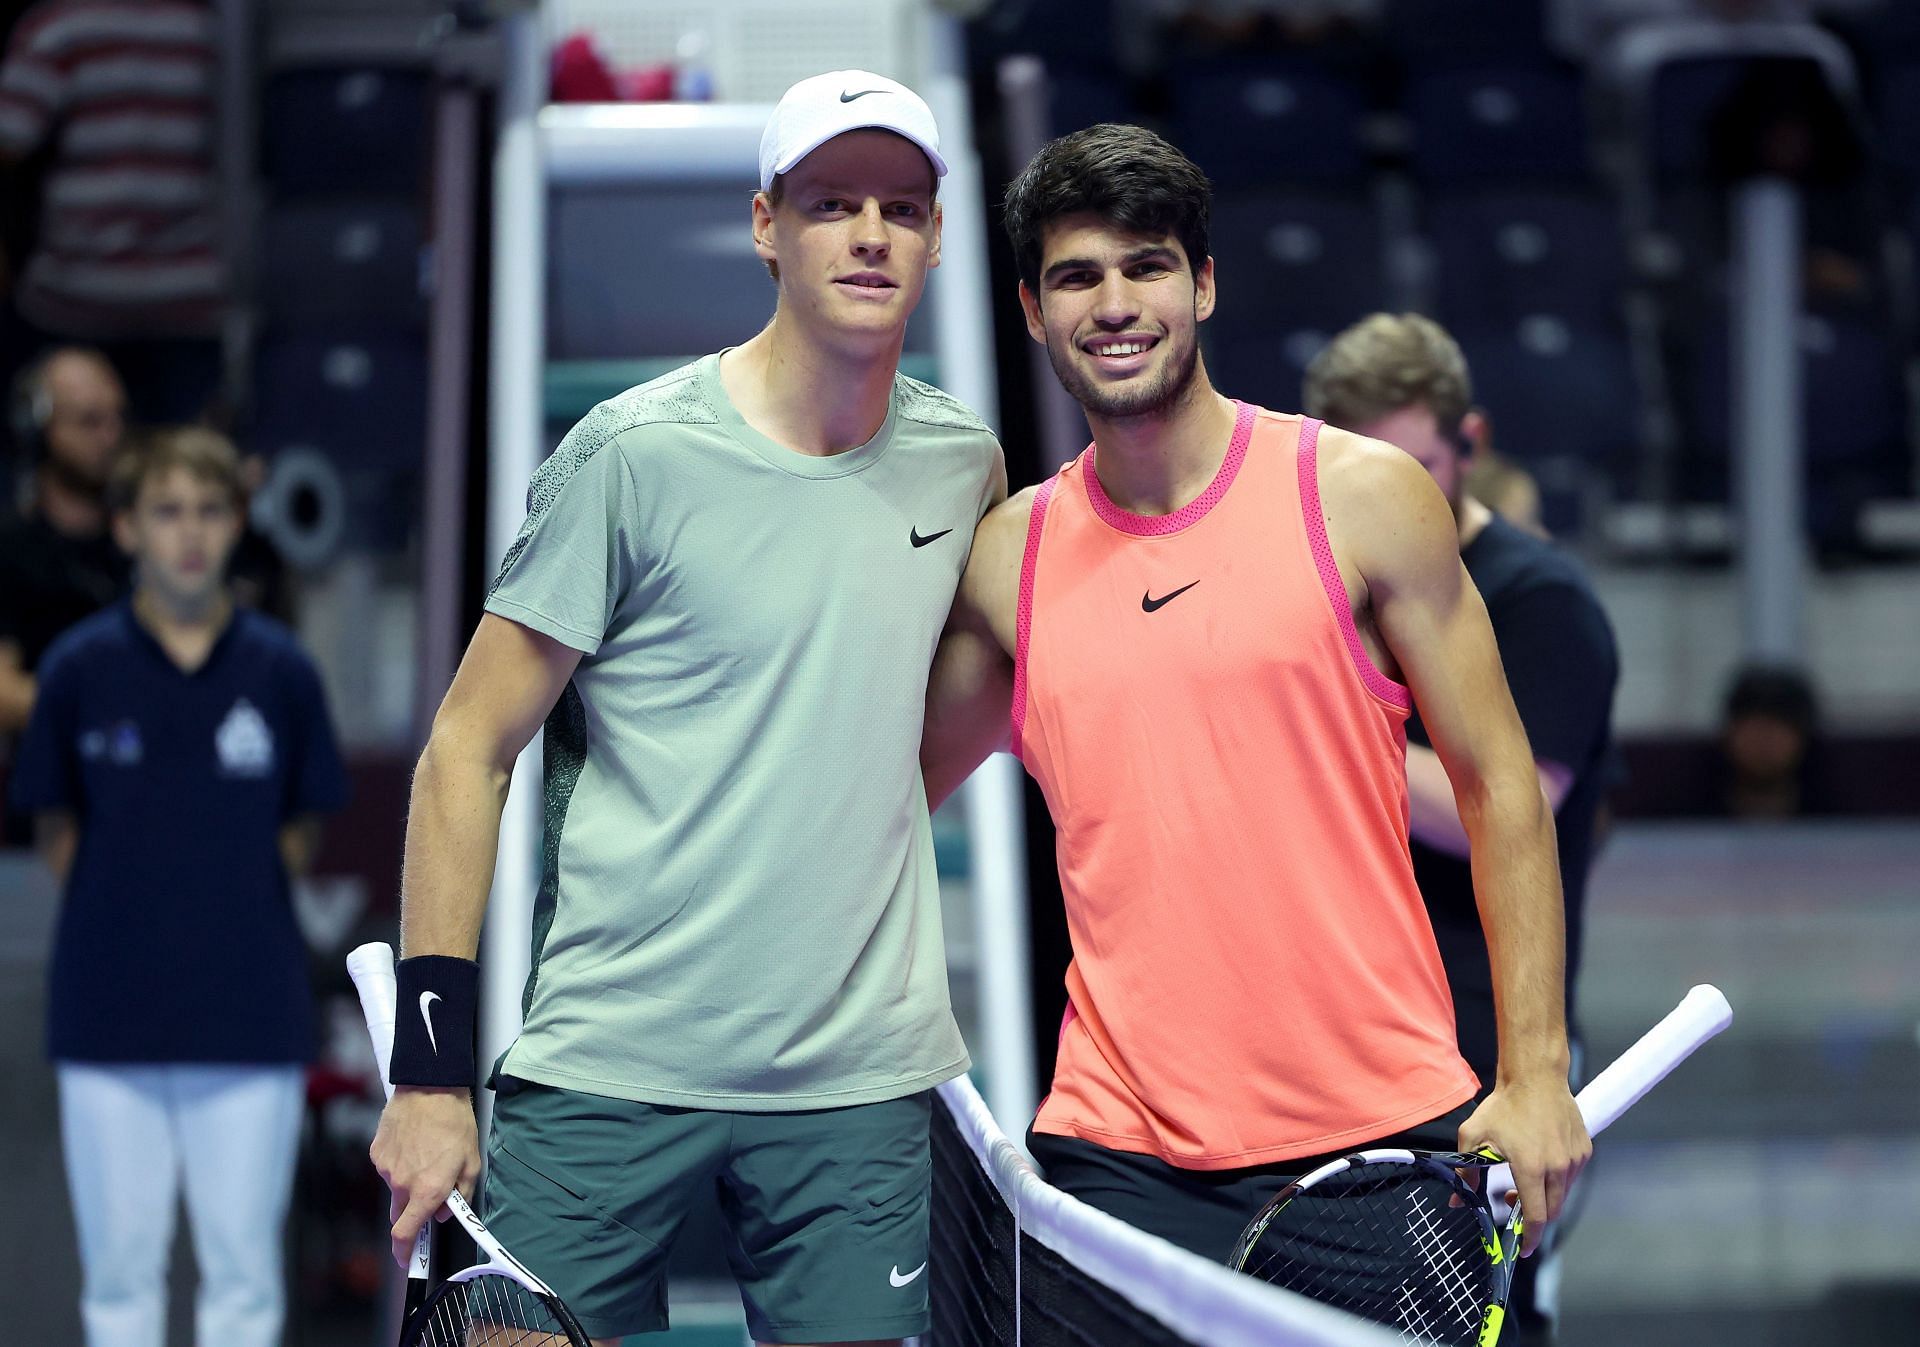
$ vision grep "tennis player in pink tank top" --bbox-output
[921,124,1590,1271]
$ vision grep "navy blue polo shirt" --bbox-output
[10,601,349,1064]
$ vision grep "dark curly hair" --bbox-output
[1002,123,1212,294]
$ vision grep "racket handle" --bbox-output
[1575,984,1731,1136]
[1486,985,1732,1217]
[347,941,434,1285]
[347,940,401,1102]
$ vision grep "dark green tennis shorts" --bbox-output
[481,1074,932,1343]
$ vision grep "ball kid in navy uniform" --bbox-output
[11,427,347,1347]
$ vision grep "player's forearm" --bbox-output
[920,627,1013,812]
[398,725,516,960]
[36,814,77,886]
[1405,743,1471,857]
[279,816,324,876]
[0,662,35,735]
[1459,774,1570,1083]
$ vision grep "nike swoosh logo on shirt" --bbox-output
[910,527,953,548]
[841,89,885,102]
[1141,581,1199,612]
[890,1262,927,1287]
[420,991,442,1054]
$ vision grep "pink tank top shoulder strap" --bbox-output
[1294,417,1412,711]
[1011,472,1060,761]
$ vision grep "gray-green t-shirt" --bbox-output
[485,353,999,1109]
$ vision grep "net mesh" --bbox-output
[927,1080,1411,1347]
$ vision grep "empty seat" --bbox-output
[1208,191,1387,335]
[263,66,429,198]
[1878,62,1920,187]
[1169,65,1370,189]
[1204,325,1332,411]
[250,331,428,470]
[1683,313,1904,470]
[1427,189,1626,328]
[1044,70,1134,136]
[1406,66,1588,185]
[1383,0,1553,67]
[261,200,425,328]
[1455,316,1640,467]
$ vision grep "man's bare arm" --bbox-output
[0,641,36,735]
[921,480,1029,812]
[278,815,325,877]
[35,811,76,886]
[1406,746,1573,858]
[401,614,581,957]
[1322,430,1587,1254]
[371,613,582,1266]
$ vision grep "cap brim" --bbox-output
[771,126,949,185]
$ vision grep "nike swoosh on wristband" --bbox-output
[420,991,442,1054]
[890,1262,927,1287]
[910,527,953,548]
[840,89,885,102]
[1142,580,1200,612]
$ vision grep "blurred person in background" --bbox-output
[1,348,129,848]
[1304,312,1620,1345]
[0,0,225,430]
[1718,663,1824,818]
[8,426,346,1347]
[1461,432,1551,540]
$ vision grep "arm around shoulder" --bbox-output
[921,482,1033,812]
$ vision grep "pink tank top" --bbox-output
[1015,402,1476,1169]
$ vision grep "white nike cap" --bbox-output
[758,69,948,192]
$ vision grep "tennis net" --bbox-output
[928,1078,1406,1347]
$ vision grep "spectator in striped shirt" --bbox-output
[0,0,224,430]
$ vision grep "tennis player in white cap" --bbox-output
[369,69,1004,1346]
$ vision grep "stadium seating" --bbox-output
[1405,66,1589,185]
[262,66,431,198]
[261,200,427,329]
[1209,191,1389,335]
[1426,188,1626,329]
[1455,316,1641,470]
[1168,63,1371,189]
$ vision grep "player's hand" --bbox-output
[1457,1075,1590,1257]
[371,1085,481,1268]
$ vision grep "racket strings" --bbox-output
[1405,1190,1484,1332]
[406,1271,579,1347]
[1236,1164,1498,1347]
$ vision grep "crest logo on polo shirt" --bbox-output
[215,699,275,777]
[80,721,143,766]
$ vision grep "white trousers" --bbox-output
[58,1062,306,1347]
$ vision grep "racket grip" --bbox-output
[1576,984,1731,1135]
[348,941,435,1286]
[347,941,401,1101]
[1484,984,1732,1221]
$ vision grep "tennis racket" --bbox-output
[1228,983,1733,1346]
[349,941,593,1347]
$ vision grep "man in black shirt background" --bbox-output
[2,347,130,836]
[1304,312,1620,1346]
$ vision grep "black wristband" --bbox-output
[390,955,479,1088]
